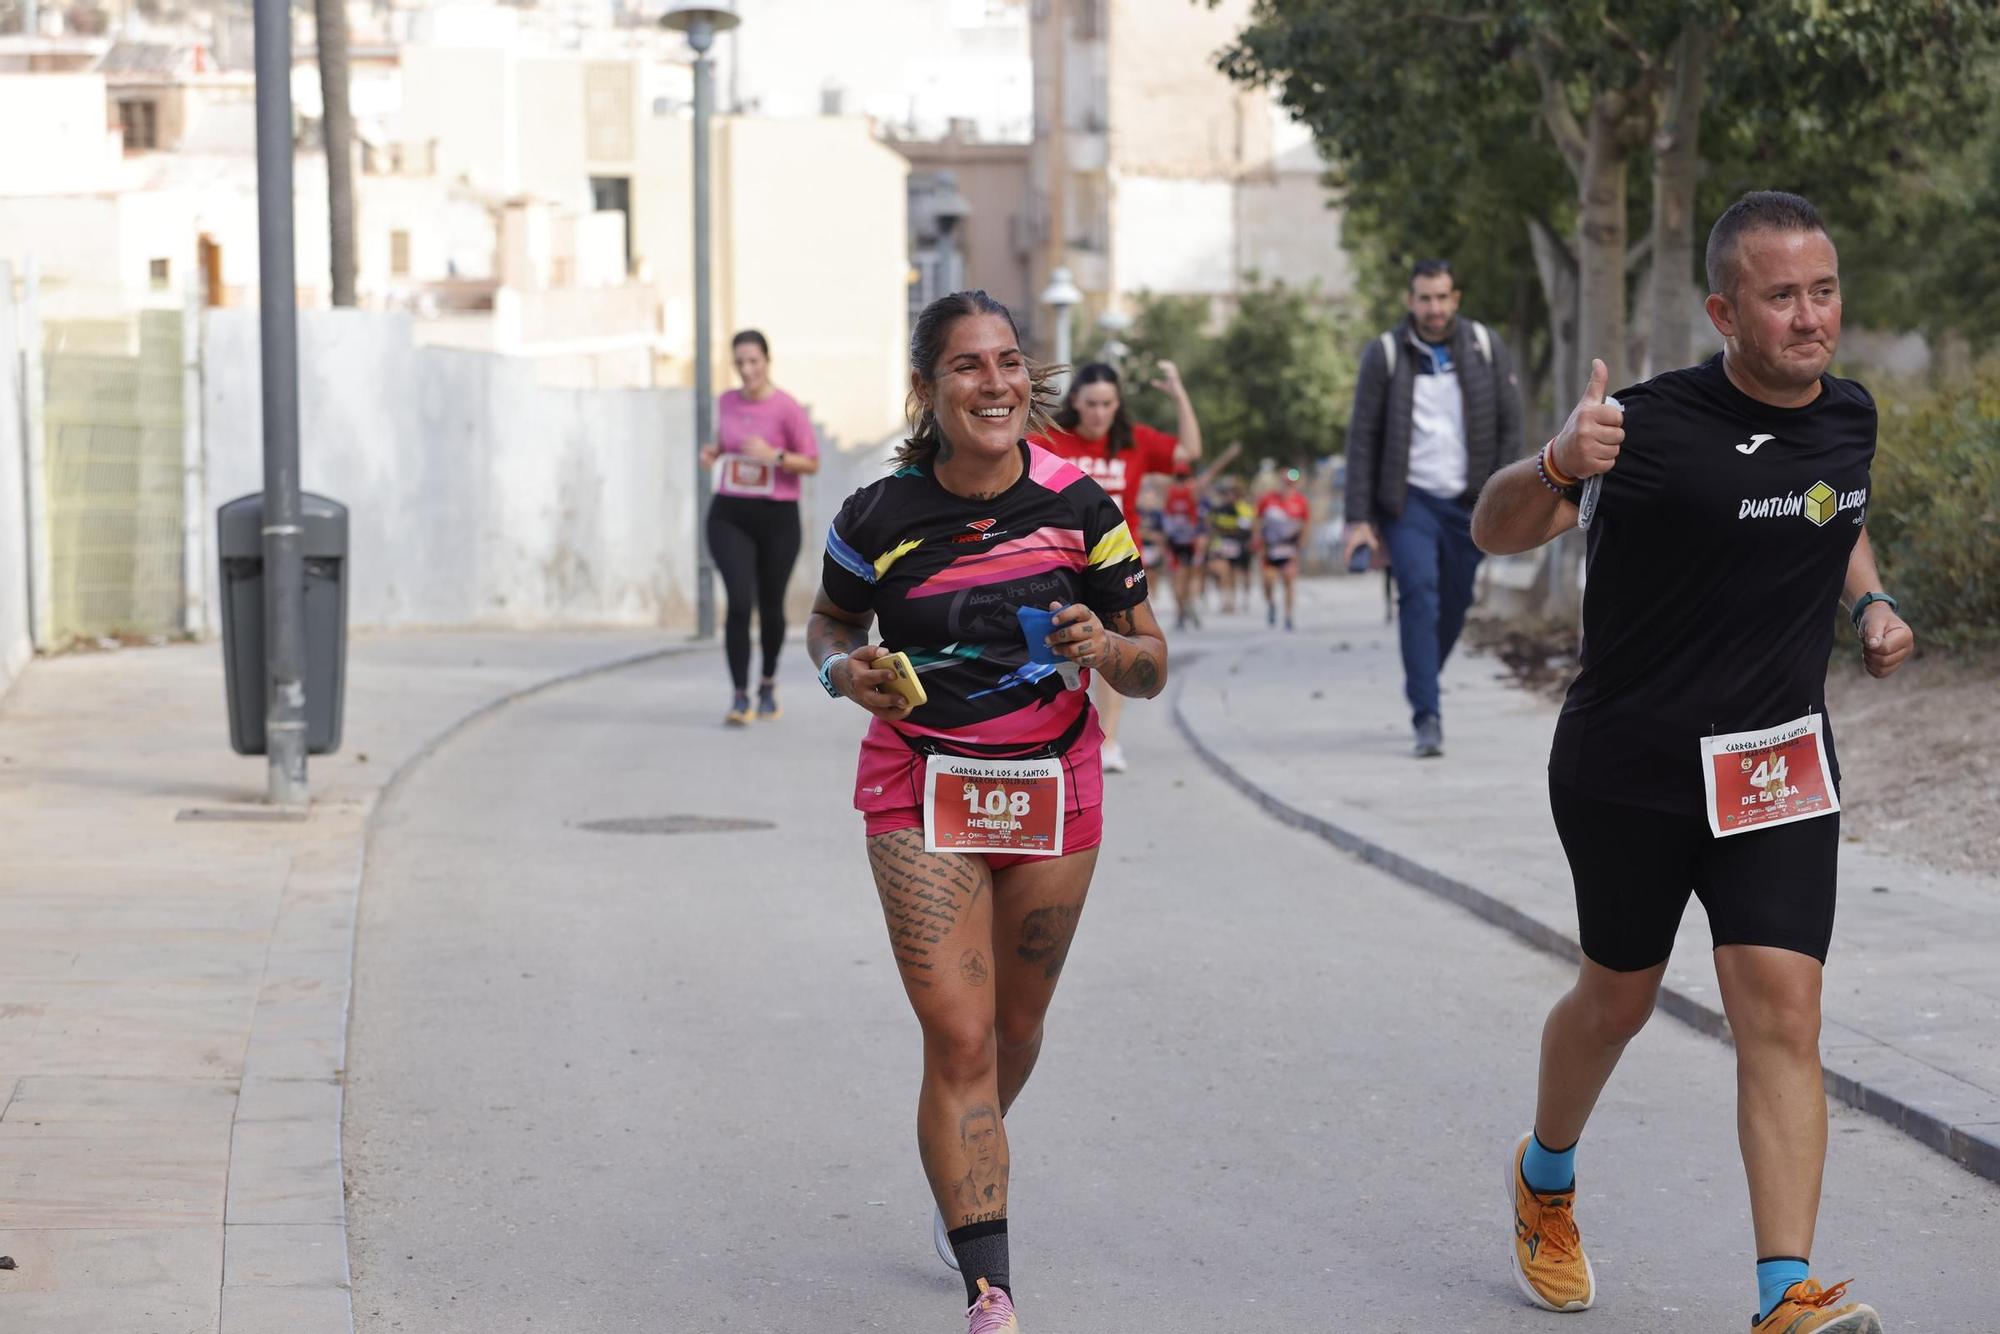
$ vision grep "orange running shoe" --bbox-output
[1751,1279,1882,1334]
[1506,1132,1594,1312]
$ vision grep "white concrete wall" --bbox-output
[0,74,123,197]
[0,266,33,696]
[0,196,127,318]
[202,309,704,629]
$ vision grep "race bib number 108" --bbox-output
[1699,713,1840,839]
[922,756,1065,857]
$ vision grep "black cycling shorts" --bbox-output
[1548,776,1839,972]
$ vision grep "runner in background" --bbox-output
[1471,192,1911,1334]
[1162,442,1244,629]
[1205,475,1256,614]
[1032,360,1203,773]
[1136,477,1170,575]
[698,330,821,726]
[1162,466,1205,629]
[1255,468,1310,631]
[807,291,1168,1334]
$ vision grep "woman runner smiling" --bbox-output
[807,292,1168,1333]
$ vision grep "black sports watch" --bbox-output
[1849,591,1898,631]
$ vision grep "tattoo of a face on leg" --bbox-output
[1017,903,1081,982]
[952,1102,1007,1221]
[868,832,983,988]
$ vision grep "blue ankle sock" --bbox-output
[1520,1132,1576,1193]
[1757,1257,1810,1321]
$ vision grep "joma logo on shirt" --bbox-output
[1737,481,1867,526]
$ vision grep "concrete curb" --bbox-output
[238,641,709,1334]
[1168,666,2000,1187]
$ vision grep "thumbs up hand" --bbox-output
[1552,358,1625,480]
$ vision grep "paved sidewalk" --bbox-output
[0,630,696,1334]
[1173,575,2000,1182]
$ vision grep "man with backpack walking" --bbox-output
[1343,258,1526,757]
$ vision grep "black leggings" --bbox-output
[706,496,802,691]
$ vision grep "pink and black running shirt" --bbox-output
[821,441,1149,760]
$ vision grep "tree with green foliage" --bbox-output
[1118,280,1357,469]
[1217,0,2000,421]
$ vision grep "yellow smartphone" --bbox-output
[880,650,929,708]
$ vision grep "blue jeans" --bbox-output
[1381,487,1483,725]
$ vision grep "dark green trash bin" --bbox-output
[217,493,348,756]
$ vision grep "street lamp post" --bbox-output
[663,2,740,641]
[1040,265,1082,392]
[252,0,308,805]
[1095,308,1132,368]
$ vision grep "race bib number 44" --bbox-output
[1699,713,1840,838]
[923,756,1065,857]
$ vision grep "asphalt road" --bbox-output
[344,638,1999,1333]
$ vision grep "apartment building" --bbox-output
[1029,0,1353,346]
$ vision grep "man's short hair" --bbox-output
[1705,191,1828,297]
[1409,258,1454,290]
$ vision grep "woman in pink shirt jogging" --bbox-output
[699,330,822,724]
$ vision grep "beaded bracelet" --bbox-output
[1534,441,1576,495]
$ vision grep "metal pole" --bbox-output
[19,258,52,652]
[180,275,208,639]
[254,0,308,805]
[689,22,718,640]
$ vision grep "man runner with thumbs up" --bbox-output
[1471,192,1913,1334]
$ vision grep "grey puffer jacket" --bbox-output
[1343,315,1523,523]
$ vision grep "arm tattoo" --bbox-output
[807,610,870,665]
[1093,617,1166,698]
[1101,651,1161,697]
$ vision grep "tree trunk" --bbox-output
[1646,25,1711,376]
[1524,216,1583,615]
[315,0,356,307]
[1509,267,1540,451]
[1575,92,1630,394]
[1527,216,1578,435]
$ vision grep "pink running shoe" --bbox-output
[966,1278,1018,1333]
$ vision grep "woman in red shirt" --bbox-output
[1256,468,1312,632]
[1030,361,1201,772]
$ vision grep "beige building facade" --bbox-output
[1029,0,1352,348]
[401,43,912,444]
[636,113,912,450]
[896,136,1034,332]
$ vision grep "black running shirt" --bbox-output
[821,441,1149,756]
[1550,354,1874,815]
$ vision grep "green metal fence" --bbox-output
[41,309,187,643]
